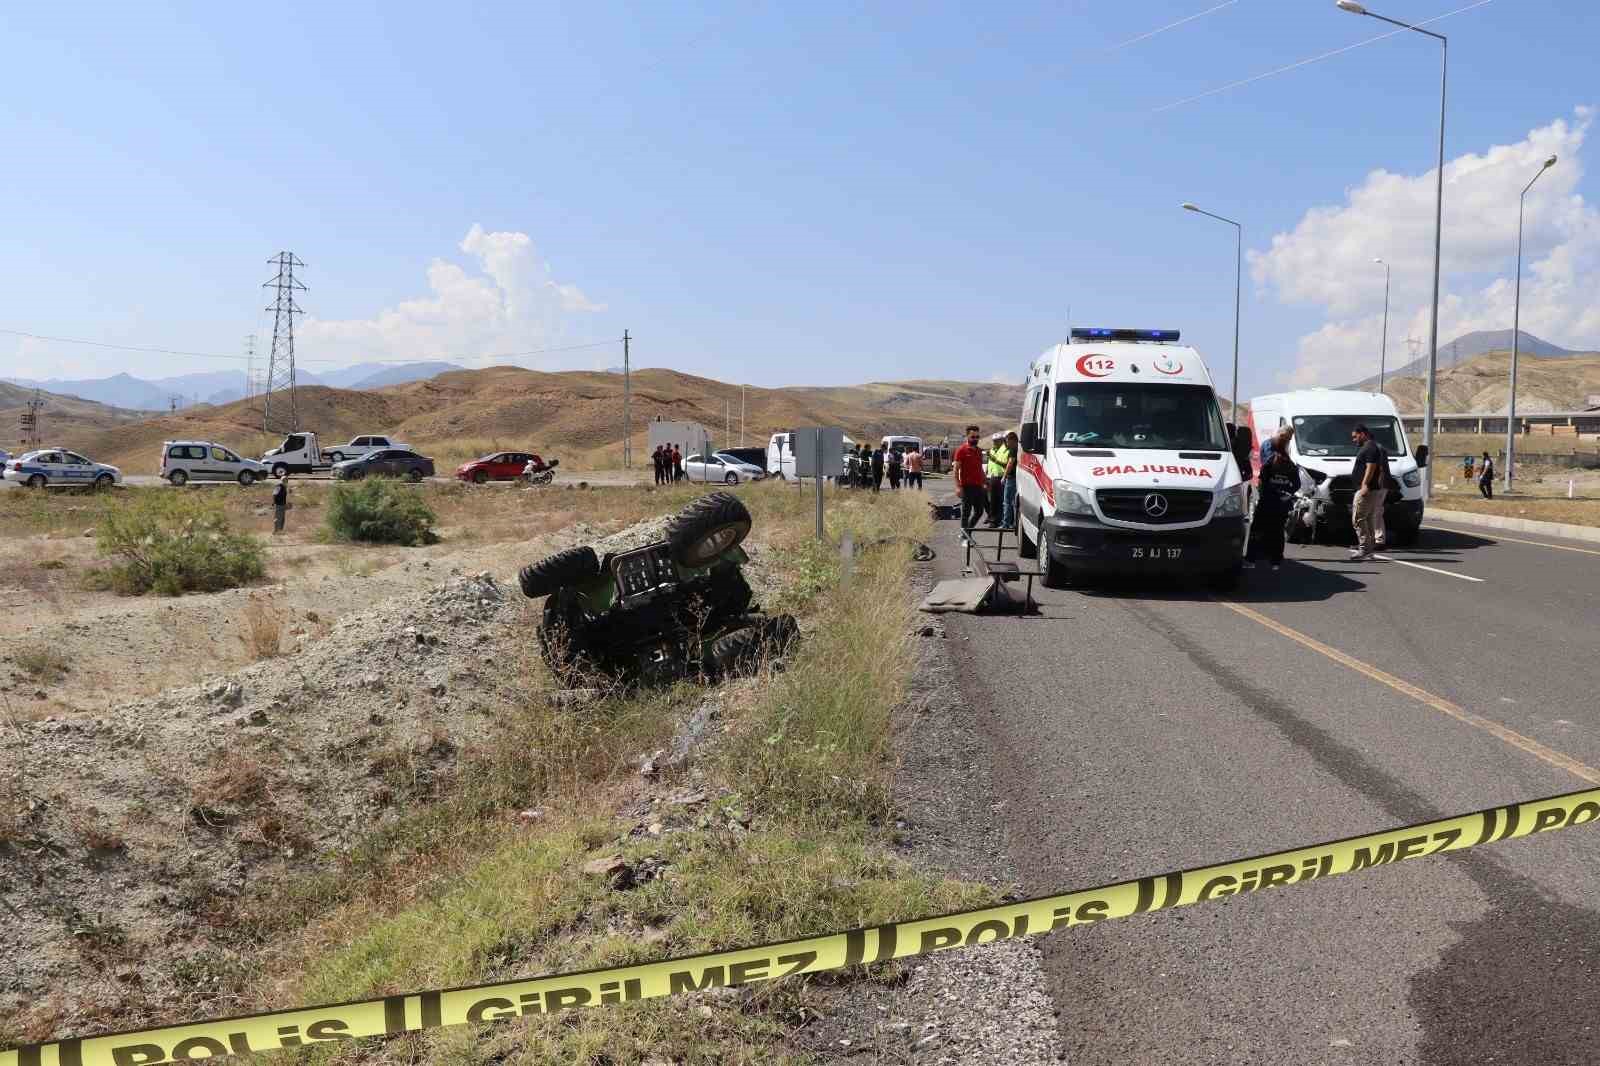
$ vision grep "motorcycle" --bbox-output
[521,457,559,486]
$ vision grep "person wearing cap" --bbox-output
[272,473,290,534]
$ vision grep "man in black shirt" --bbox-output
[1348,424,1385,561]
[272,474,289,534]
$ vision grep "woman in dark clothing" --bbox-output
[1246,431,1302,570]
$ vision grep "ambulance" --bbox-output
[1015,328,1254,588]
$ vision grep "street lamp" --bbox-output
[1181,202,1242,416]
[1373,257,1390,393]
[1505,153,1558,494]
[1337,0,1447,496]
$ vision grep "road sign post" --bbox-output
[791,427,843,541]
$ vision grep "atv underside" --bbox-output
[519,492,800,687]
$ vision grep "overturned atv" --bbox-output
[519,492,799,687]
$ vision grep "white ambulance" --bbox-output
[1015,328,1254,588]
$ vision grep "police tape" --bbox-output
[7,785,1600,1066]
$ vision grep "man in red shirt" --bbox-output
[952,424,987,531]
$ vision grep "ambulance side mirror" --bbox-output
[1414,444,1429,468]
[1230,424,1253,475]
[1020,423,1042,455]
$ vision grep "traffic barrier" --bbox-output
[7,786,1600,1066]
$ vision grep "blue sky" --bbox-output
[4,1,1596,400]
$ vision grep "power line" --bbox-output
[1104,1,1238,54]
[1150,0,1495,115]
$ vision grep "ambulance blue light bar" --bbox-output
[1069,328,1180,343]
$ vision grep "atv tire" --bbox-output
[709,614,799,678]
[519,546,600,599]
[667,492,752,567]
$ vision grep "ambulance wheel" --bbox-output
[1018,522,1039,560]
[1040,549,1071,590]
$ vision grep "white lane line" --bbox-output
[1424,524,1600,557]
[1372,553,1485,583]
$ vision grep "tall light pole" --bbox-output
[1373,257,1390,393]
[1181,202,1242,414]
[1337,0,1446,495]
[1505,154,1558,494]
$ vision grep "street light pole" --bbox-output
[1337,0,1447,496]
[1506,154,1558,495]
[1373,257,1390,392]
[1181,202,1242,414]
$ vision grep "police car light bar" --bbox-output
[1069,328,1180,343]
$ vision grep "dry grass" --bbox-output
[192,750,270,809]
[11,644,70,681]
[237,594,285,660]
[1432,432,1600,457]
[65,804,126,851]
[1430,493,1600,528]
[0,773,28,845]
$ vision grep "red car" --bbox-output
[456,451,547,484]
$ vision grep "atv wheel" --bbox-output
[709,615,799,678]
[519,546,600,598]
[666,491,752,567]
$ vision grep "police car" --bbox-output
[1015,328,1254,589]
[2,448,123,488]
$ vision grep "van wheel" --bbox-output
[271,463,288,479]
[169,470,188,486]
[237,470,255,486]
[1040,548,1071,590]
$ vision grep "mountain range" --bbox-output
[1,361,464,411]
[1345,330,1590,390]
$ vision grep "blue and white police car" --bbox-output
[2,448,123,488]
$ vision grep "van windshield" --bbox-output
[1292,415,1407,457]
[1054,383,1227,451]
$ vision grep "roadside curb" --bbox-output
[1428,506,1600,545]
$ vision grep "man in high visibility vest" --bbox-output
[984,432,1009,529]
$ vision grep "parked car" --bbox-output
[456,450,547,484]
[325,435,411,464]
[331,449,435,482]
[684,452,765,484]
[2,448,122,488]
[160,440,270,486]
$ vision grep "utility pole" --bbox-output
[262,252,306,435]
[622,330,632,469]
[20,388,43,449]
[741,385,746,446]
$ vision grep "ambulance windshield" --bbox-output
[1054,383,1228,451]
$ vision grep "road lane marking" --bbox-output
[1424,524,1600,557]
[1371,553,1484,582]
[1219,601,1600,784]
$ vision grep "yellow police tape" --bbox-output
[8,785,1600,1066]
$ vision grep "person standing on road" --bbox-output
[1001,430,1019,530]
[1247,429,1300,570]
[272,474,289,535]
[1479,452,1494,499]
[1348,424,1386,561]
[905,446,923,490]
[886,446,902,490]
[954,425,987,531]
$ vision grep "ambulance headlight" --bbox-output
[1402,469,1421,488]
[1216,484,1246,516]
[1053,480,1095,515]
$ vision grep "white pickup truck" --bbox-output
[261,432,333,477]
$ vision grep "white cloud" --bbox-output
[300,225,605,366]
[1253,108,1600,386]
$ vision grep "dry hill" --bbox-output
[1378,350,1600,414]
[70,367,1026,473]
[0,382,145,452]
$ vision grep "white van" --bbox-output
[880,435,922,457]
[1015,328,1253,589]
[161,440,270,486]
[1246,389,1429,545]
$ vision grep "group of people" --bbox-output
[1247,422,1396,569]
[844,443,925,492]
[651,444,685,485]
[1464,452,1496,498]
[952,426,1018,531]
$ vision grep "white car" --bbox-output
[3,448,123,488]
[160,440,271,486]
[326,435,411,463]
[684,452,765,484]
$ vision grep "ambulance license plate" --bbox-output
[1129,546,1183,560]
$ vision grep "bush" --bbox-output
[324,478,439,546]
[95,493,265,596]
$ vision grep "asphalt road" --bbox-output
[930,514,1600,1065]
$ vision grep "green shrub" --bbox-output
[95,493,265,596]
[324,479,439,546]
